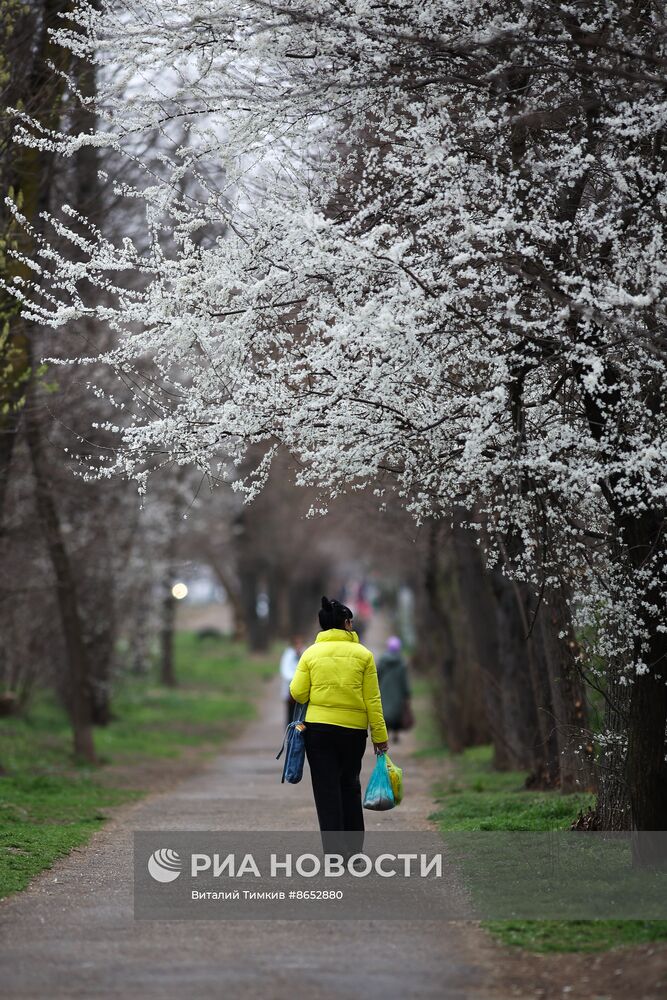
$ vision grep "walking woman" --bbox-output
[377,636,411,743]
[290,596,389,858]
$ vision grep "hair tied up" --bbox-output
[318,595,353,631]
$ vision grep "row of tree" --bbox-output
[0,3,341,760]
[3,2,666,859]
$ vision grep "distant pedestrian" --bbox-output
[377,636,411,743]
[290,596,388,858]
[280,636,304,729]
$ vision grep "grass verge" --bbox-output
[417,686,667,953]
[0,632,274,899]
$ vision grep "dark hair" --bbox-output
[318,595,353,631]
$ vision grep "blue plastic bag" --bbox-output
[276,702,307,784]
[363,752,396,811]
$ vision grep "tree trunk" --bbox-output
[517,580,560,789]
[239,566,270,652]
[232,505,270,652]
[627,660,667,865]
[1,1,82,771]
[24,389,96,763]
[88,615,116,725]
[414,520,489,752]
[537,586,595,793]
[621,511,667,856]
[580,375,667,846]
[209,556,246,641]
[159,570,177,687]
[269,568,291,639]
[595,660,631,831]
[288,573,326,636]
[450,522,513,770]
[1,0,75,517]
[489,569,546,775]
[0,426,19,533]
[502,365,560,785]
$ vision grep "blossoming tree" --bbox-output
[7,1,667,843]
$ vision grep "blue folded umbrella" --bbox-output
[276,701,307,784]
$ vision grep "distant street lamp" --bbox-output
[172,582,188,600]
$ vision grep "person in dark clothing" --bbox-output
[377,636,411,742]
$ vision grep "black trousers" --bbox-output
[303,722,367,857]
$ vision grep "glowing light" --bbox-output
[172,582,188,600]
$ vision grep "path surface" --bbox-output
[0,636,507,999]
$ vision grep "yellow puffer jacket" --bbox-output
[290,628,388,744]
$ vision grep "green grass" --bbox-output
[432,744,595,832]
[488,918,667,953]
[0,632,273,899]
[424,726,667,952]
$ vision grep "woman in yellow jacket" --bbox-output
[290,596,389,857]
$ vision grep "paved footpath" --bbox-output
[0,666,505,999]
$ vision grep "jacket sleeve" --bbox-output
[289,652,311,704]
[363,653,389,744]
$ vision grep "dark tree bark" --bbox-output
[159,570,177,687]
[414,520,489,753]
[536,585,595,793]
[502,365,560,786]
[622,508,667,860]
[287,574,326,636]
[24,385,96,762]
[450,523,514,771]
[233,505,270,652]
[87,609,117,725]
[269,566,291,639]
[581,374,667,842]
[0,0,75,527]
[159,490,186,687]
[239,565,270,652]
[489,568,547,776]
[521,583,561,790]
[595,660,631,832]
[0,1,83,773]
[208,555,246,642]
[0,429,19,535]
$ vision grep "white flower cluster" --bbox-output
[6,1,667,689]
